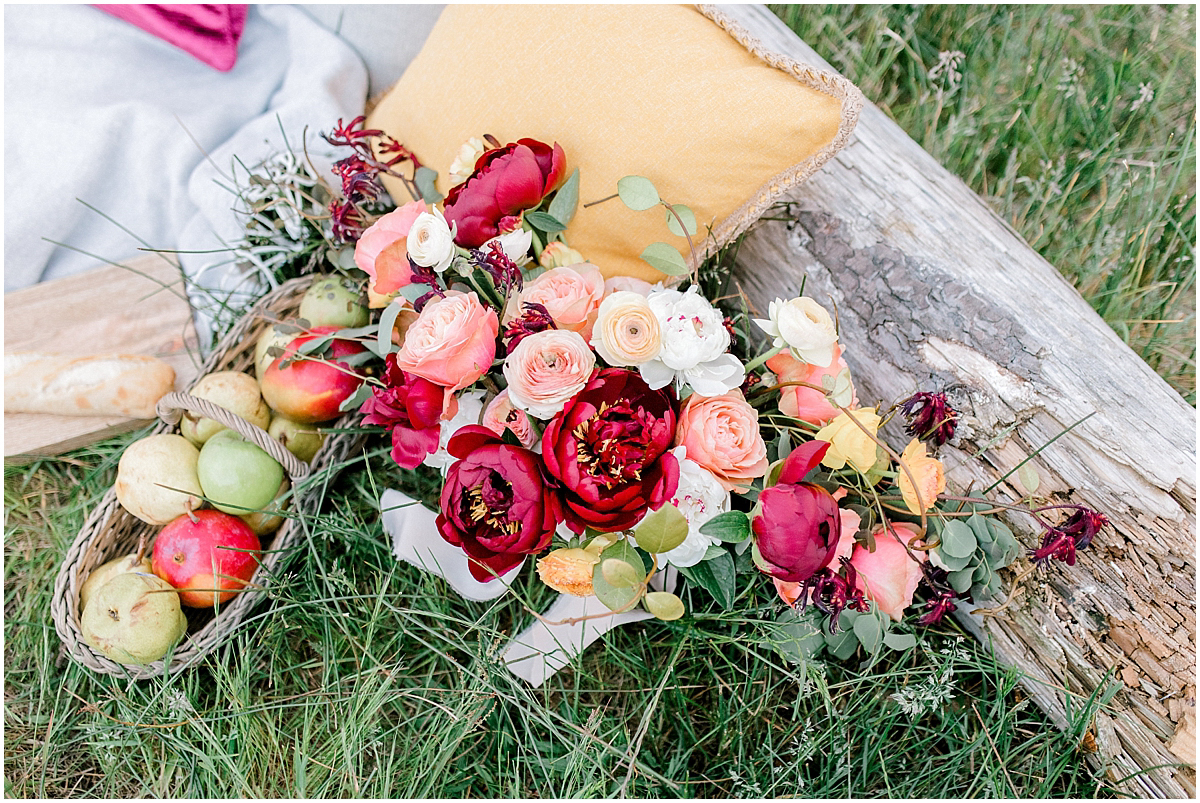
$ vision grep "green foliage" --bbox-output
[413,166,443,203]
[638,242,689,276]
[634,503,689,554]
[772,4,1196,402]
[547,168,581,227]
[616,175,660,211]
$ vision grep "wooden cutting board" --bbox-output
[4,255,200,461]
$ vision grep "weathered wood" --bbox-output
[4,255,200,460]
[720,5,1196,798]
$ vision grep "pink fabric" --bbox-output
[94,5,248,72]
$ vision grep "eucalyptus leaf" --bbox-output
[935,548,974,573]
[665,204,697,237]
[634,503,689,554]
[398,283,427,304]
[1018,462,1041,494]
[775,429,793,462]
[377,300,404,357]
[698,511,751,543]
[414,166,443,203]
[883,632,917,651]
[639,242,689,276]
[853,612,883,652]
[773,607,826,663]
[601,558,643,589]
[824,622,859,660]
[643,591,685,621]
[940,519,978,559]
[949,568,976,594]
[296,334,334,356]
[592,539,645,612]
[967,513,995,546]
[338,382,373,413]
[547,168,580,226]
[525,211,567,233]
[617,175,660,211]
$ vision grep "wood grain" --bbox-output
[720,5,1195,797]
[4,255,200,460]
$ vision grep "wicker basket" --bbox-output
[51,276,369,678]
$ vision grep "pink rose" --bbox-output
[850,522,927,621]
[354,201,428,300]
[502,329,596,419]
[393,291,498,391]
[766,344,856,426]
[675,390,769,492]
[604,276,654,297]
[511,263,605,340]
[481,389,536,447]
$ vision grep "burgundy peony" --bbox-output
[436,426,562,582]
[541,368,679,533]
[359,354,451,469]
[751,440,841,583]
[443,138,566,248]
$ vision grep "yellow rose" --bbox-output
[896,438,946,514]
[815,407,881,473]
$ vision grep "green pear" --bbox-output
[254,324,300,382]
[180,371,271,446]
[79,553,152,613]
[114,434,204,525]
[197,429,285,515]
[239,476,291,536]
[81,572,188,665]
[298,275,368,328]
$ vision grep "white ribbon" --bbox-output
[380,488,675,686]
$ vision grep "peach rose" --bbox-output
[896,438,946,514]
[393,291,498,391]
[591,290,662,367]
[354,201,428,304]
[481,389,536,447]
[766,345,857,426]
[815,407,881,474]
[512,263,605,339]
[503,329,596,419]
[675,390,769,492]
[850,522,927,621]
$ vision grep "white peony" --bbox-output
[422,390,486,473]
[660,448,731,568]
[639,286,745,396]
[407,208,457,273]
[754,296,838,367]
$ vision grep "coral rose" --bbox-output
[896,438,946,514]
[354,200,428,302]
[503,329,596,420]
[511,263,605,339]
[393,291,498,391]
[766,345,857,426]
[850,522,927,621]
[675,390,769,492]
[592,291,662,367]
[815,407,881,474]
[480,389,536,448]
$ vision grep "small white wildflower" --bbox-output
[928,50,965,97]
[164,689,195,719]
[1130,82,1154,112]
[1056,57,1085,101]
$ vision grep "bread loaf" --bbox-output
[4,352,176,419]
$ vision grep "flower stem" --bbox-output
[743,345,783,374]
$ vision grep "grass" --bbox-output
[773,4,1197,403]
[6,437,1129,797]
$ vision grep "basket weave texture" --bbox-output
[51,276,367,678]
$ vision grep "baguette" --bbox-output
[4,352,176,419]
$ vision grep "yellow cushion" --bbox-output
[367,4,861,282]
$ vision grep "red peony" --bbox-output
[751,441,841,583]
[436,426,562,582]
[541,368,680,533]
[443,138,566,248]
[360,354,454,469]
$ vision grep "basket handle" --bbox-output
[156,392,310,481]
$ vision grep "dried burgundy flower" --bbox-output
[916,568,960,626]
[471,240,523,296]
[899,391,958,447]
[503,302,558,352]
[1031,505,1108,566]
[805,559,870,632]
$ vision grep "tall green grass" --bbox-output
[773,4,1196,402]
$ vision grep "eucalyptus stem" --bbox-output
[743,345,783,374]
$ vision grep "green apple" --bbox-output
[81,572,188,665]
[79,553,153,613]
[268,414,326,463]
[115,434,204,525]
[180,371,271,445]
[298,275,368,328]
[196,429,285,515]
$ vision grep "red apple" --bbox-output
[152,510,262,608]
[259,326,367,424]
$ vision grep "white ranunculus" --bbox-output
[639,286,745,395]
[660,448,731,568]
[422,390,486,473]
[754,296,838,367]
[407,208,456,273]
[485,227,534,266]
[448,136,486,186]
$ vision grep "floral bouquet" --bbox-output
[302,118,1110,673]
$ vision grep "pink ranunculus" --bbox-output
[502,329,596,420]
[766,344,856,426]
[675,390,769,492]
[393,291,498,391]
[354,200,429,300]
[512,263,605,340]
[480,389,536,447]
[604,276,655,297]
[850,522,927,621]
[442,138,565,248]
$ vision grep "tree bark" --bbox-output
[720,5,1196,797]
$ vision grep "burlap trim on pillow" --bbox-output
[696,4,864,265]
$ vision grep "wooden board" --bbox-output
[4,255,200,460]
[720,5,1195,798]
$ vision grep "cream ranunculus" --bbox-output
[406,208,457,273]
[448,136,486,186]
[503,329,596,419]
[591,290,662,367]
[815,407,881,474]
[755,296,839,367]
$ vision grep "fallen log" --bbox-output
[720,5,1196,798]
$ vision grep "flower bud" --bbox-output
[538,241,586,269]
